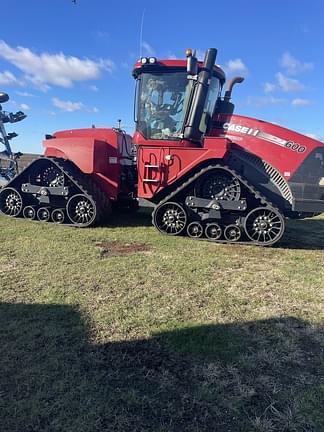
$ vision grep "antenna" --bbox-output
[139,8,146,58]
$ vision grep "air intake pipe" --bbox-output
[224,76,244,101]
[216,76,244,115]
[183,48,217,142]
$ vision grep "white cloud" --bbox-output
[224,58,248,76]
[280,52,313,75]
[291,98,311,107]
[264,82,276,93]
[141,41,155,57]
[89,85,98,92]
[15,90,34,97]
[167,53,177,60]
[195,50,205,60]
[52,97,85,112]
[304,133,319,140]
[95,31,110,40]
[303,133,324,142]
[0,40,115,91]
[276,72,304,92]
[20,103,30,110]
[246,95,286,108]
[52,97,99,113]
[7,99,31,111]
[0,70,23,86]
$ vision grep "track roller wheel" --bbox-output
[187,221,204,238]
[196,169,241,201]
[244,207,285,245]
[37,207,50,222]
[153,202,187,235]
[0,187,23,217]
[67,194,97,227]
[23,206,36,220]
[224,224,241,242]
[51,208,65,224]
[205,223,222,240]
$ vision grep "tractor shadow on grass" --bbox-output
[100,207,153,228]
[281,218,324,250]
[1,303,323,432]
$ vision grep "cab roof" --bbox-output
[132,59,226,84]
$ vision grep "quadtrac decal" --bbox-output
[219,122,307,153]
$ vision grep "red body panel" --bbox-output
[137,137,230,199]
[211,114,324,180]
[43,128,132,200]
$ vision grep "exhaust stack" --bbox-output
[183,48,218,142]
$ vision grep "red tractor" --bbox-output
[1,48,324,245]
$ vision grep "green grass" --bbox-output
[0,210,324,431]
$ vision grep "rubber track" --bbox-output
[51,157,112,224]
[152,163,285,245]
[9,156,111,226]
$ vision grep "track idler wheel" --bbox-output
[153,202,187,235]
[23,206,36,220]
[51,208,65,224]
[224,224,241,242]
[205,223,222,240]
[0,187,23,217]
[37,207,50,222]
[67,194,97,227]
[187,221,204,238]
[244,207,285,246]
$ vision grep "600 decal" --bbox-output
[285,141,306,153]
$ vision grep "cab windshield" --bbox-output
[136,71,192,141]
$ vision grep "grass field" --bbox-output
[0,210,323,431]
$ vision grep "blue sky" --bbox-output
[1,0,324,153]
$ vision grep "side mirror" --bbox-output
[0,92,9,104]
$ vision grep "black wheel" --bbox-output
[67,194,97,227]
[205,223,222,240]
[196,169,241,201]
[224,224,241,242]
[0,187,23,217]
[30,162,65,187]
[51,208,65,224]
[244,207,285,246]
[23,206,36,220]
[42,165,64,187]
[37,207,50,222]
[153,202,187,235]
[187,221,204,238]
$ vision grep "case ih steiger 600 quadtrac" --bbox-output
[1,48,324,246]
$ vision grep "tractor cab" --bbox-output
[133,49,226,145]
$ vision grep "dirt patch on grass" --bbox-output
[95,241,152,257]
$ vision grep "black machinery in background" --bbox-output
[0,91,26,187]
